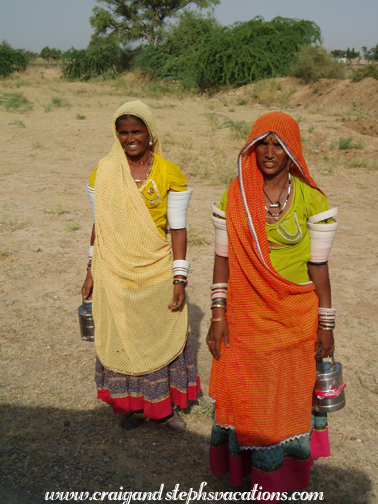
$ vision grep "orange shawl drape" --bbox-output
[209,112,321,449]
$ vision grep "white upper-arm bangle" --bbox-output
[211,202,228,257]
[88,245,93,259]
[167,188,193,229]
[307,207,338,263]
[172,259,190,278]
[87,184,95,220]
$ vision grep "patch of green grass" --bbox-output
[187,226,209,246]
[44,203,69,216]
[236,97,248,106]
[76,113,86,120]
[65,220,80,232]
[8,120,26,128]
[0,218,27,232]
[0,245,11,258]
[0,92,33,113]
[308,125,315,133]
[338,136,363,150]
[207,114,219,132]
[186,396,214,419]
[44,96,71,112]
[352,101,366,119]
[32,141,44,150]
[204,101,216,110]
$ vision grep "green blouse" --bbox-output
[219,175,329,285]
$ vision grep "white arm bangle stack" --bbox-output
[211,283,228,311]
[172,259,190,278]
[167,188,193,229]
[307,207,338,263]
[211,283,228,300]
[211,202,228,258]
[88,245,93,260]
[318,307,337,330]
[87,184,95,220]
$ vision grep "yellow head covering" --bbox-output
[112,100,163,157]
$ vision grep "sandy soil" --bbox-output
[1,69,378,504]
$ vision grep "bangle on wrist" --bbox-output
[211,317,227,322]
[173,279,187,287]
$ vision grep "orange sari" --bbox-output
[209,112,321,449]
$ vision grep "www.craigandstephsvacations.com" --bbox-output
[44,482,325,502]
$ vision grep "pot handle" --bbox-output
[331,351,336,370]
[82,298,87,315]
[316,351,336,370]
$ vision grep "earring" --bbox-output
[149,139,153,147]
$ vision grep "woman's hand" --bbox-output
[82,269,94,300]
[314,328,334,358]
[168,283,186,311]
[206,316,229,360]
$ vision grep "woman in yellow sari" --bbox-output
[207,112,337,497]
[82,100,200,432]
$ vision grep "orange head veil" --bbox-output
[236,111,321,275]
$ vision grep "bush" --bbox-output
[61,37,123,80]
[352,64,378,82]
[289,45,345,83]
[135,16,323,91]
[0,42,28,77]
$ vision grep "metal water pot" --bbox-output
[78,298,95,342]
[313,353,346,413]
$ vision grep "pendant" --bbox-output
[134,179,141,183]
[266,214,279,220]
[269,202,281,208]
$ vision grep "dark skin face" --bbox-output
[116,117,150,163]
[255,133,291,182]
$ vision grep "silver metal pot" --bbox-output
[313,353,346,413]
[78,298,95,342]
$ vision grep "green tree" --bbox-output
[290,45,345,83]
[345,47,360,63]
[330,49,345,59]
[135,16,323,90]
[0,41,28,77]
[362,44,378,62]
[40,46,62,65]
[90,0,220,45]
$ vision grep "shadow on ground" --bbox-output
[0,404,373,504]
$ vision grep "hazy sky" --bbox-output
[1,0,377,53]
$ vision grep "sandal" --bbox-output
[121,412,146,430]
[166,411,186,433]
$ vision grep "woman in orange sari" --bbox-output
[207,112,337,497]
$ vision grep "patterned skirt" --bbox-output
[210,412,330,498]
[95,333,201,420]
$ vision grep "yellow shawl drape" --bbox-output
[92,101,188,375]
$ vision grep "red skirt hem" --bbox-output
[97,376,201,420]
[209,427,330,494]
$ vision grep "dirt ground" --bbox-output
[1,69,378,504]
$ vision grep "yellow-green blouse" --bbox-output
[89,153,187,238]
[219,175,329,284]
